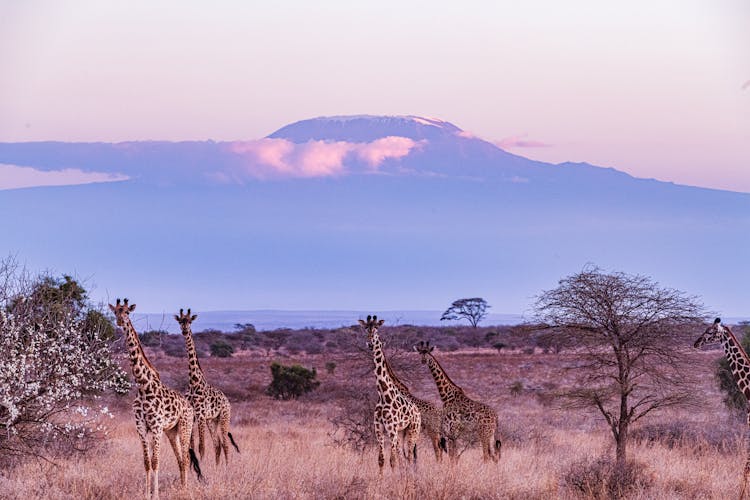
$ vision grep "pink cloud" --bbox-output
[297,140,353,176]
[355,136,423,167]
[496,134,552,149]
[226,136,423,180]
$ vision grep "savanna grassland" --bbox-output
[0,326,744,500]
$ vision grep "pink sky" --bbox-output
[0,1,748,192]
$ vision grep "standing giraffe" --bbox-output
[694,318,750,496]
[414,340,501,462]
[175,308,239,465]
[358,315,421,470]
[109,299,201,500]
[383,353,444,461]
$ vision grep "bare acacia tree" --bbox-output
[441,298,489,328]
[533,267,705,466]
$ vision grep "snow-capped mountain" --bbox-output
[0,115,747,317]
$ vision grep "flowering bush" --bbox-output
[0,262,129,463]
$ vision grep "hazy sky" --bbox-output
[1,0,748,192]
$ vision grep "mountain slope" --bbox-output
[0,115,748,317]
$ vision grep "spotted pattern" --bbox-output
[110,299,198,499]
[175,309,237,465]
[415,341,500,462]
[695,318,750,488]
[384,356,444,461]
[359,316,421,470]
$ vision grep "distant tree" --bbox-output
[440,297,489,328]
[234,323,256,333]
[534,267,705,467]
[715,322,750,413]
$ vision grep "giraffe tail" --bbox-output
[228,431,240,453]
[439,437,447,453]
[189,448,203,481]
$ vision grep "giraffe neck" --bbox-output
[182,325,207,388]
[383,356,411,395]
[721,329,750,399]
[122,318,161,387]
[425,354,463,403]
[370,334,401,396]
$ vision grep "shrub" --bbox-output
[140,330,167,347]
[509,380,524,396]
[493,342,507,352]
[210,340,234,358]
[266,362,320,400]
[563,456,652,499]
[630,421,741,454]
[0,262,129,465]
[325,361,337,375]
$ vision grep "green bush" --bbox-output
[210,340,234,358]
[325,361,337,374]
[266,362,320,400]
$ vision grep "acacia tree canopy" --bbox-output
[440,297,489,328]
[533,266,705,465]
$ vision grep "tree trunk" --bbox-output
[615,423,628,466]
[616,389,629,466]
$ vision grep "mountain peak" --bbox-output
[268,115,463,143]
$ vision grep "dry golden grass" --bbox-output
[0,349,745,499]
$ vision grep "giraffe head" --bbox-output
[414,340,434,364]
[694,318,727,348]
[174,308,198,335]
[358,314,385,345]
[108,298,136,327]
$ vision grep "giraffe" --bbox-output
[383,352,444,461]
[414,340,501,462]
[109,299,201,500]
[694,318,750,497]
[175,308,239,465]
[358,315,421,470]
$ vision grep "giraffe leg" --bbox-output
[428,429,442,462]
[211,418,223,466]
[389,431,400,469]
[481,427,494,462]
[219,409,231,465]
[373,415,386,472]
[150,432,162,500]
[742,414,750,499]
[407,423,420,467]
[165,427,185,487]
[181,415,197,486]
[133,403,151,498]
[198,418,207,459]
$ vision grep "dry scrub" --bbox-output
[0,348,743,499]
